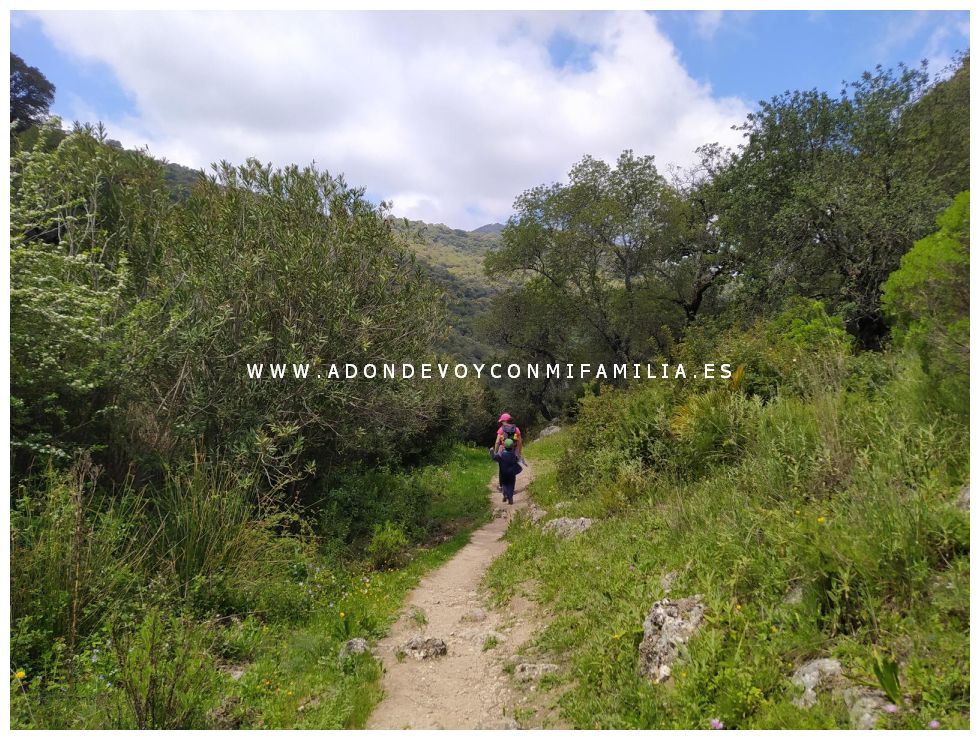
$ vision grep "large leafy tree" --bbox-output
[715,60,968,347]
[10,122,170,468]
[122,160,461,485]
[10,53,55,131]
[487,151,700,366]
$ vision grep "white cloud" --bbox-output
[32,10,749,229]
[693,10,724,40]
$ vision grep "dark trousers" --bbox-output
[500,481,515,503]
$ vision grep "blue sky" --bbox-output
[10,10,970,228]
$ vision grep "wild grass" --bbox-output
[10,443,494,729]
[486,356,969,730]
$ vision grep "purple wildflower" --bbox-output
[709,718,724,730]
[883,703,899,714]
[928,720,940,729]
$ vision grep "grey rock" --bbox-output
[339,637,371,660]
[514,662,559,682]
[403,636,448,660]
[842,686,890,730]
[542,517,594,539]
[527,504,547,523]
[637,596,705,683]
[957,484,969,512]
[791,658,842,709]
[537,424,561,439]
[789,658,890,728]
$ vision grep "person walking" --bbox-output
[493,412,523,460]
[491,437,523,505]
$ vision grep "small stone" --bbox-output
[842,686,890,729]
[462,608,488,623]
[791,658,842,709]
[206,696,253,729]
[659,571,678,594]
[339,637,371,660]
[542,517,594,539]
[514,662,559,682]
[297,696,321,713]
[637,596,705,683]
[403,636,448,660]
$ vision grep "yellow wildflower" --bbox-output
[14,670,26,680]
[817,516,826,524]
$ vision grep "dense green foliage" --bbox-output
[10,48,969,730]
[488,297,968,729]
[10,53,55,132]
[9,117,495,727]
[485,56,970,424]
[882,192,970,409]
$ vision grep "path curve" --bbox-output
[366,465,542,729]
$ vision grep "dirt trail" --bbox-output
[366,465,550,730]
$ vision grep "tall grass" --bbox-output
[486,339,969,729]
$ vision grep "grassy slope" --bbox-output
[212,444,495,729]
[485,383,969,730]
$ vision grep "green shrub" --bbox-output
[365,521,410,570]
[98,608,221,729]
[670,390,762,476]
[153,459,309,619]
[882,191,969,413]
[9,458,154,677]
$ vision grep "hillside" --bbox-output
[393,219,501,283]
[393,219,502,362]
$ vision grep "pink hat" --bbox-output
[498,412,512,423]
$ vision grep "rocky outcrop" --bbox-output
[542,517,594,539]
[537,423,561,439]
[402,636,448,660]
[790,657,891,728]
[527,504,548,523]
[791,658,843,708]
[339,637,371,660]
[842,686,891,730]
[637,596,705,683]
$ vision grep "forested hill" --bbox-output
[392,220,501,361]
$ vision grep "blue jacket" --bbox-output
[491,448,523,486]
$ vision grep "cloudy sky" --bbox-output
[11,10,970,229]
